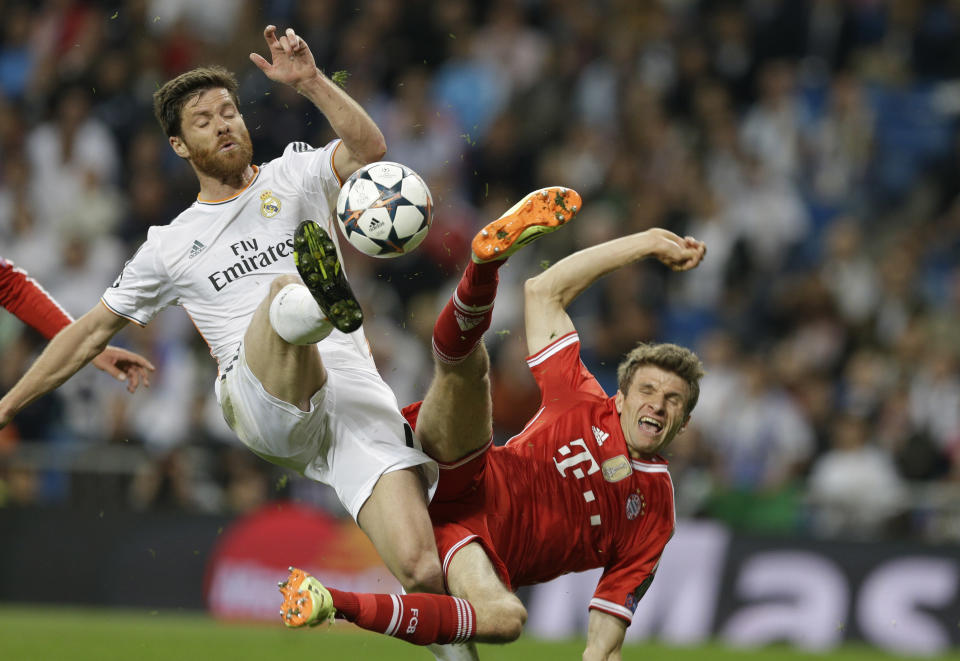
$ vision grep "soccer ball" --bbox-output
[336,161,433,258]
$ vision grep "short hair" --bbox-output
[616,342,705,416]
[152,65,240,138]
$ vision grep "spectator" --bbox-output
[807,414,907,538]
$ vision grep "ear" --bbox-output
[614,390,624,414]
[170,135,190,159]
[679,415,691,434]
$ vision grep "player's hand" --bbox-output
[644,228,706,271]
[250,25,318,90]
[91,346,155,394]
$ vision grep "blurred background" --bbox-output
[0,0,959,658]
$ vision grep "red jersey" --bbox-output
[409,332,676,625]
[0,257,73,339]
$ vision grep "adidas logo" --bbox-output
[592,425,609,446]
[189,240,206,259]
[455,312,483,331]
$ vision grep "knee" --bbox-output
[395,550,444,594]
[482,599,526,643]
[269,274,301,297]
[436,344,490,381]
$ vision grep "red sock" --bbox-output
[328,588,476,645]
[432,260,503,363]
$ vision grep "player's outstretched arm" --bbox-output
[584,610,628,661]
[523,228,706,355]
[249,25,386,179]
[0,303,131,429]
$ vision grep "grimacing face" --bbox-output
[171,88,253,182]
[614,364,691,459]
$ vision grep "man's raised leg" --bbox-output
[418,186,581,461]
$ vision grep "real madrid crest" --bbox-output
[626,491,646,520]
[260,190,281,218]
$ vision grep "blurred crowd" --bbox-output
[1,0,959,542]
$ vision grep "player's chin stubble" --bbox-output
[190,131,254,185]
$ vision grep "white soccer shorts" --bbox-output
[217,343,438,519]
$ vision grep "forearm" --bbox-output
[528,231,662,309]
[295,71,386,163]
[0,312,117,421]
[583,610,626,661]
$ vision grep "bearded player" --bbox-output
[0,27,465,624]
[279,188,707,661]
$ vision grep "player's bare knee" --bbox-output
[484,600,526,643]
[395,551,444,594]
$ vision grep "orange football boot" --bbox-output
[278,567,336,628]
[471,186,581,263]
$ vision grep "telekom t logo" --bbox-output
[554,439,600,479]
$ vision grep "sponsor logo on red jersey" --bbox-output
[601,455,632,482]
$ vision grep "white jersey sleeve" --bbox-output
[274,139,345,213]
[100,228,176,326]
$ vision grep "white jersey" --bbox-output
[101,139,371,383]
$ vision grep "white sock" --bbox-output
[268,284,333,345]
[427,643,479,661]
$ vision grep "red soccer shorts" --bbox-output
[402,402,512,592]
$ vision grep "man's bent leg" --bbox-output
[280,565,476,644]
[446,542,526,644]
[278,542,522,646]
[357,466,444,594]
[244,274,328,411]
[420,186,581,462]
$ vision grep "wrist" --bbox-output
[293,69,326,96]
[636,230,658,256]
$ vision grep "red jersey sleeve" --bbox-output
[589,470,676,624]
[525,332,607,404]
[0,257,73,339]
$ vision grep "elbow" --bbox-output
[363,135,387,164]
[524,274,563,307]
[524,274,547,300]
[373,136,387,162]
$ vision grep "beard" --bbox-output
[187,129,254,185]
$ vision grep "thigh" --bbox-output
[316,366,439,520]
[416,344,493,463]
[446,542,512,602]
[446,541,527,643]
[218,343,329,474]
[243,278,326,411]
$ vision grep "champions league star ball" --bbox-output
[336,161,433,258]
